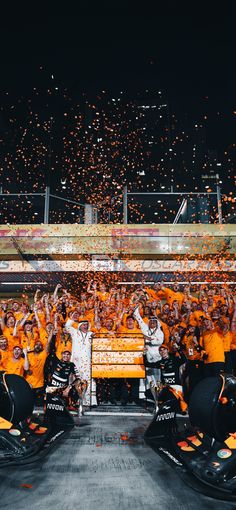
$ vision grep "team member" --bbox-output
[181,323,206,392]
[47,348,86,415]
[157,344,187,412]
[65,315,94,406]
[0,335,10,371]
[200,318,225,377]
[25,331,54,404]
[133,304,164,405]
[5,345,29,376]
[49,348,79,390]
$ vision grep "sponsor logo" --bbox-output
[156,412,175,422]
[217,449,232,459]
[164,378,175,384]
[158,447,183,466]
[8,428,21,436]
[0,261,9,269]
[47,403,64,411]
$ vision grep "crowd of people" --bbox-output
[0,281,236,412]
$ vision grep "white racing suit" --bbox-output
[133,307,164,406]
[65,319,96,406]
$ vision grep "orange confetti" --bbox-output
[120,433,129,441]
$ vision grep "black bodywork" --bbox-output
[145,374,236,501]
[0,372,74,467]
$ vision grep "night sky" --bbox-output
[0,5,235,224]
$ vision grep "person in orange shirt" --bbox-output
[189,301,211,328]
[158,303,171,324]
[1,314,20,350]
[0,335,10,371]
[18,321,39,351]
[181,323,206,391]
[157,312,178,346]
[9,300,21,319]
[219,321,233,373]
[54,322,72,360]
[118,315,141,335]
[219,304,230,324]
[161,284,185,308]
[0,300,8,319]
[12,301,30,322]
[33,300,47,329]
[83,299,95,326]
[5,345,29,376]
[26,332,53,404]
[200,318,225,377]
[87,282,110,303]
[97,318,117,336]
[144,284,162,304]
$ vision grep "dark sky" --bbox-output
[0,5,235,159]
[1,5,235,109]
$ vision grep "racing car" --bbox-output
[145,373,236,501]
[0,371,74,467]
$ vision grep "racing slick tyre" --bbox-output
[0,373,34,424]
[188,376,222,438]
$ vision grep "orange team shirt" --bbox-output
[36,311,47,328]
[39,327,50,348]
[120,312,130,326]
[55,337,72,359]
[144,287,162,303]
[121,295,130,307]
[181,334,203,361]
[213,295,226,306]
[98,327,116,338]
[13,311,25,321]
[13,311,34,322]
[187,295,199,304]
[2,327,20,350]
[221,331,232,353]
[19,330,39,351]
[25,350,48,388]
[200,331,225,364]
[96,291,110,302]
[51,311,65,326]
[84,310,95,323]
[161,287,184,307]
[118,325,141,335]
[189,310,211,327]
[78,313,93,324]
[158,320,171,344]
[5,357,25,376]
[0,350,10,370]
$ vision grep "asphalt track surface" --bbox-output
[0,415,234,510]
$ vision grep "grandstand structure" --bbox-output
[0,223,235,292]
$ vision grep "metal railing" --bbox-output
[122,185,222,224]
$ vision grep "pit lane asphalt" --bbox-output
[0,414,234,510]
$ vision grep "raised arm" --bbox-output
[33,304,42,329]
[34,289,41,304]
[133,304,146,330]
[45,329,55,354]
[52,284,61,304]
[23,348,29,372]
